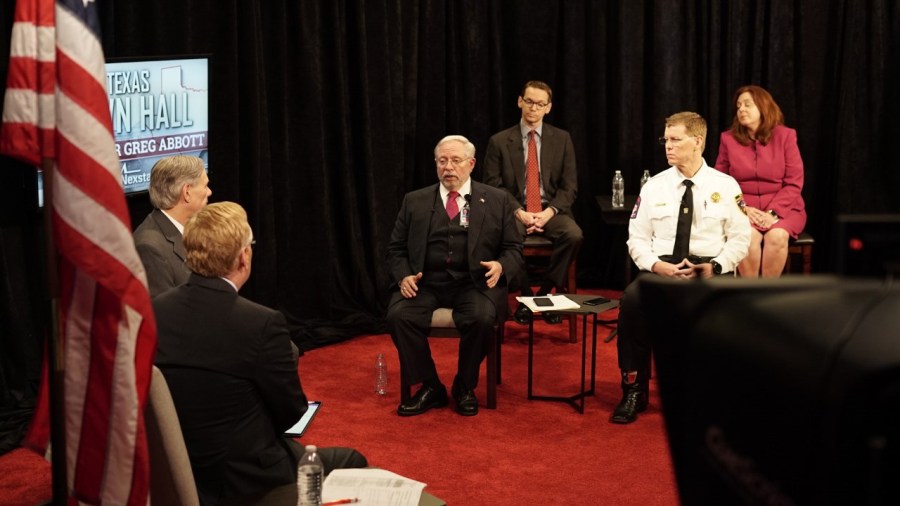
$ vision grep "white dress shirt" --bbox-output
[627,159,751,273]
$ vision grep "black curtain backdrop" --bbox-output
[1,0,898,445]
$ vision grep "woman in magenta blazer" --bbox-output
[715,85,806,277]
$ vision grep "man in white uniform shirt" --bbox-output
[611,112,751,424]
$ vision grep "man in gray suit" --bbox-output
[483,80,583,325]
[387,135,523,417]
[133,155,211,297]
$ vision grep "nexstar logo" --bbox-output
[120,162,151,186]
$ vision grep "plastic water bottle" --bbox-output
[296,445,324,506]
[640,169,651,188]
[374,353,387,395]
[612,170,625,208]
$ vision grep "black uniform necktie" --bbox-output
[671,180,694,261]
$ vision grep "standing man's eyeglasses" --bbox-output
[522,98,548,109]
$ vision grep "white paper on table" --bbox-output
[516,294,580,312]
[322,468,426,506]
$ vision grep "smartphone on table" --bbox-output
[582,297,610,306]
[532,297,554,307]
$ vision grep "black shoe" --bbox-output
[513,303,532,325]
[610,381,648,424]
[397,384,448,417]
[542,312,562,324]
[451,381,479,416]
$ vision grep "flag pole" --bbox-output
[40,158,67,505]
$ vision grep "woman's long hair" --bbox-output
[729,85,785,146]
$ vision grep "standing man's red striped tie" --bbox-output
[525,130,542,213]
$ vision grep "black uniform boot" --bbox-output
[610,371,648,424]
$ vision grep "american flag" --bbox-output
[1,1,157,505]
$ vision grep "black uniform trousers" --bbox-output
[615,273,654,376]
[617,269,731,375]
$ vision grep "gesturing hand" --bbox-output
[480,261,503,288]
[399,272,423,298]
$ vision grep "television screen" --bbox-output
[38,55,209,206]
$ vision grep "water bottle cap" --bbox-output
[305,445,317,452]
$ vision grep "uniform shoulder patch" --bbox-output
[734,194,746,214]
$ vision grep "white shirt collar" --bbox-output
[671,158,710,186]
[440,178,473,201]
[160,209,184,234]
[520,121,543,138]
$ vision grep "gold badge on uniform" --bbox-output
[710,192,721,203]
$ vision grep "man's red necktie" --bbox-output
[526,130,542,213]
[446,191,459,220]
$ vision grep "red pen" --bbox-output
[322,499,359,506]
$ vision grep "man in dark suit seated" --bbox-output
[154,202,366,505]
[133,155,211,297]
[483,80,583,325]
[387,135,523,417]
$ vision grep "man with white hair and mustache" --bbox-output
[386,135,523,417]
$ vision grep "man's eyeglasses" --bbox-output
[658,137,690,146]
[435,157,470,168]
[522,98,549,109]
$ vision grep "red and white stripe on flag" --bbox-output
[0,1,158,505]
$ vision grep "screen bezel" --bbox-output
[35,53,211,208]
[283,401,322,438]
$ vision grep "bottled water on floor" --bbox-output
[375,353,388,395]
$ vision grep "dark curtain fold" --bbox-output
[1,0,898,425]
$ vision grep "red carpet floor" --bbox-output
[0,291,680,505]
[298,293,678,505]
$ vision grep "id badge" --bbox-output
[460,205,470,228]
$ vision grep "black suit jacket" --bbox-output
[387,181,523,314]
[154,274,306,505]
[483,122,578,215]
[133,209,191,297]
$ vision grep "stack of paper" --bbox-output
[323,468,426,506]
[515,294,580,312]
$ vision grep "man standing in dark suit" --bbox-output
[154,202,366,505]
[133,155,211,297]
[387,135,523,417]
[483,80,583,325]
